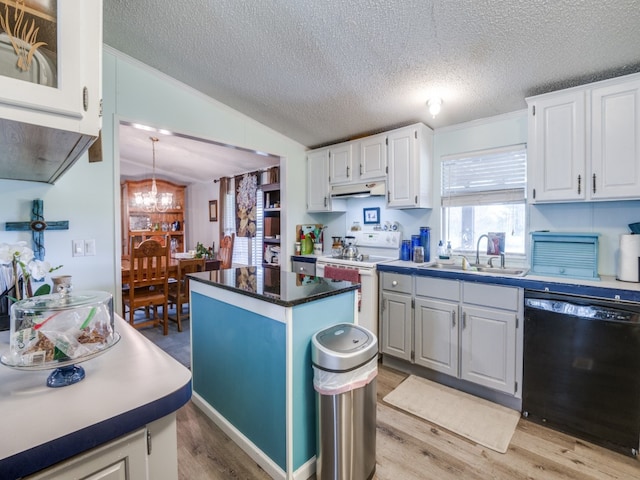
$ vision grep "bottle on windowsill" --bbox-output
[437,240,448,260]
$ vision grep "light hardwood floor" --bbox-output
[174,363,639,480]
[137,312,638,479]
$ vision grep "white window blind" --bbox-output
[441,144,527,206]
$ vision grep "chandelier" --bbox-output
[134,137,173,213]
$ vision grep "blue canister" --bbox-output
[420,227,431,262]
[400,240,411,261]
[411,235,421,261]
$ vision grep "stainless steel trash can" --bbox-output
[311,323,378,480]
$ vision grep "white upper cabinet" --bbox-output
[591,78,640,200]
[0,0,102,183]
[359,133,387,180]
[0,0,102,135]
[307,122,433,211]
[307,149,331,211]
[387,123,433,209]
[329,142,353,184]
[329,135,386,185]
[527,91,586,202]
[308,148,346,212]
[527,73,640,203]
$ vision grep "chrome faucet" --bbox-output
[488,253,506,269]
[475,234,489,266]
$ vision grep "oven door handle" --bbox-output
[357,268,375,277]
[316,263,375,276]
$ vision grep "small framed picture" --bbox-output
[363,207,380,225]
[209,200,218,222]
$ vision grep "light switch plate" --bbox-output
[84,239,96,256]
[72,240,84,257]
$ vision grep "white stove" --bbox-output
[316,231,402,268]
[316,231,401,339]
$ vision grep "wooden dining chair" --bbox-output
[168,257,205,332]
[217,233,235,269]
[123,237,171,335]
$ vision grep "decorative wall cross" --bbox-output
[5,199,69,261]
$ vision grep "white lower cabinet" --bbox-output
[25,414,178,480]
[382,272,522,397]
[380,272,412,361]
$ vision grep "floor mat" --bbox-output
[383,375,520,453]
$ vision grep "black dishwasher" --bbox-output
[523,290,640,456]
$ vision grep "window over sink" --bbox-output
[441,145,527,257]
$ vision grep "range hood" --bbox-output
[0,118,97,184]
[330,181,386,199]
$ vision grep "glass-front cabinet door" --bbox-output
[0,0,101,136]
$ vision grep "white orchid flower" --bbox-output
[0,243,15,264]
[28,259,52,281]
[0,242,62,297]
[16,243,34,264]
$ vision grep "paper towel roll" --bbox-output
[618,234,640,282]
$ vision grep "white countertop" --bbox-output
[0,315,192,476]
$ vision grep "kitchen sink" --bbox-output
[475,266,529,276]
[420,263,528,277]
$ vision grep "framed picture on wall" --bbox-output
[363,207,380,225]
[209,200,218,222]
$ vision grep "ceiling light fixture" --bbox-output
[427,97,442,118]
[134,136,173,212]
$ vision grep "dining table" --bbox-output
[121,257,221,285]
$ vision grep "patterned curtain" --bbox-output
[218,177,229,246]
[235,172,258,238]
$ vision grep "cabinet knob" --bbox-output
[299,267,304,272]
[392,280,398,287]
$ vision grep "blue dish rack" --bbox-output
[530,232,600,280]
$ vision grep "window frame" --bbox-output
[440,144,527,260]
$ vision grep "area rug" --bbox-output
[383,375,520,453]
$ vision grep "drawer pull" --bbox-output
[392,280,398,287]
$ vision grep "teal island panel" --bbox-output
[191,293,287,469]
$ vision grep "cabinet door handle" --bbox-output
[360,163,363,175]
[577,174,581,194]
[462,312,467,329]
[592,173,596,194]
[452,311,456,328]
[346,166,350,177]
[324,196,327,207]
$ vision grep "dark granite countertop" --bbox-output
[189,267,359,307]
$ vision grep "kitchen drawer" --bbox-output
[381,272,412,294]
[415,276,460,301]
[292,260,316,276]
[463,283,519,311]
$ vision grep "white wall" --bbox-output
[185,181,220,252]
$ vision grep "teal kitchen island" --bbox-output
[189,267,359,480]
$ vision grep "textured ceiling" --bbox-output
[105,0,640,182]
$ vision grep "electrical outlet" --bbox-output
[84,239,96,256]
[72,240,84,257]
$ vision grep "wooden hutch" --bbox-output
[121,179,186,256]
